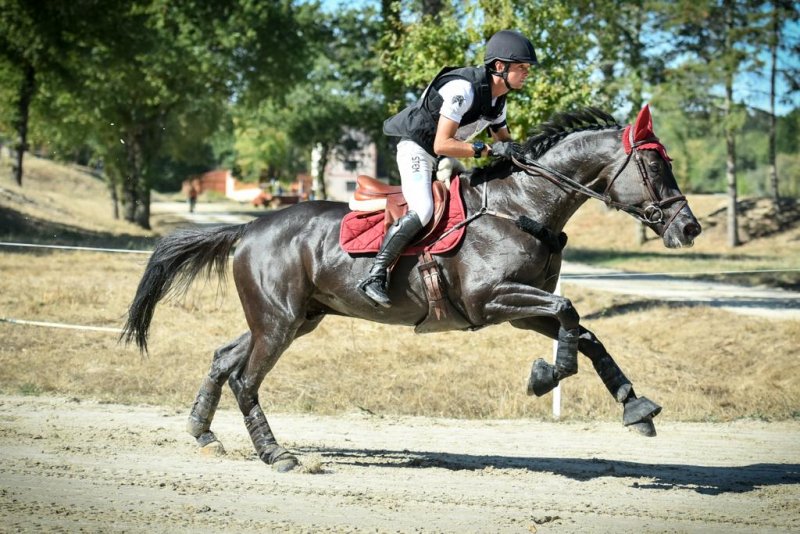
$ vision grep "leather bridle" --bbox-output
[510,134,687,233]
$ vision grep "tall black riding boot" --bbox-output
[358,211,423,308]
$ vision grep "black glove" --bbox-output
[490,141,523,160]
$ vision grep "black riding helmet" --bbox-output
[484,30,538,90]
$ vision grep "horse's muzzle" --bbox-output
[662,204,702,248]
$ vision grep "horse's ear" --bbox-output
[632,104,654,143]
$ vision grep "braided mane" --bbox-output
[468,107,621,185]
[523,107,620,160]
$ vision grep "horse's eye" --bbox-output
[648,161,660,173]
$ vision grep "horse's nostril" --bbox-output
[684,222,702,238]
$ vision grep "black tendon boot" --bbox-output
[358,211,423,308]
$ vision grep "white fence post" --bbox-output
[552,279,562,420]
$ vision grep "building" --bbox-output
[184,169,262,203]
[311,132,385,202]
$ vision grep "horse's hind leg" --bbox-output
[228,322,305,472]
[187,316,324,457]
[510,317,661,436]
[187,332,250,454]
[228,291,325,471]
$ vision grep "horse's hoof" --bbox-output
[272,456,299,473]
[623,396,662,426]
[195,431,225,456]
[198,440,226,457]
[527,358,559,397]
[627,416,657,437]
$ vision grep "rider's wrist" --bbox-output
[471,140,486,159]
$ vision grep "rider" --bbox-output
[358,29,538,307]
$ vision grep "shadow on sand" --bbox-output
[297,446,800,496]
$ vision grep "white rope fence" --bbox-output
[0,317,122,333]
[0,242,152,254]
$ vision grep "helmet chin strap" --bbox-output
[491,61,513,91]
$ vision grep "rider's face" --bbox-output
[505,62,530,90]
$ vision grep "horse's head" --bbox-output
[603,105,701,248]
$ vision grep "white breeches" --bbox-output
[396,139,438,226]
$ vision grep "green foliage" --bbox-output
[2,0,799,231]
[379,4,472,97]
[233,101,305,183]
[777,108,799,153]
[378,0,594,137]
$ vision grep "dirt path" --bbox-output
[560,263,800,320]
[1,395,798,533]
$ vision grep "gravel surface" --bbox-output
[2,395,798,533]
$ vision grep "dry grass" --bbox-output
[1,153,799,422]
[564,195,800,289]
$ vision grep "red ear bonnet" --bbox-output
[622,104,671,161]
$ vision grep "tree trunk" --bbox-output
[135,186,151,230]
[313,144,329,201]
[122,135,140,223]
[724,2,740,248]
[724,84,740,248]
[725,130,739,247]
[109,180,120,220]
[122,175,138,223]
[768,1,780,208]
[13,63,36,187]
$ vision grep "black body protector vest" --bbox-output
[383,66,507,157]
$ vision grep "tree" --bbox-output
[576,0,673,244]
[661,0,764,247]
[379,0,595,138]
[763,0,800,207]
[276,6,385,199]
[69,1,319,229]
[0,1,91,186]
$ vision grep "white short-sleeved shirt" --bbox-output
[437,79,507,141]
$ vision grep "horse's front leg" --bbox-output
[510,316,661,436]
[483,282,581,396]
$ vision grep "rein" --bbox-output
[424,132,688,252]
[510,139,687,229]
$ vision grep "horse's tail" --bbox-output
[121,223,250,353]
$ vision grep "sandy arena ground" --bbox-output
[1,395,798,533]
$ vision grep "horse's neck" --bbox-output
[480,131,619,231]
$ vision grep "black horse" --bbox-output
[122,106,701,472]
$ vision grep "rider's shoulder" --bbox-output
[438,78,475,100]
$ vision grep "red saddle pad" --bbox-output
[340,176,466,255]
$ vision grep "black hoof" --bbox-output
[272,456,299,473]
[627,416,657,437]
[261,446,299,472]
[196,431,219,447]
[527,358,559,397]
[623,396,662,426]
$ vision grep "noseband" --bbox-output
[511,136,687,232]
